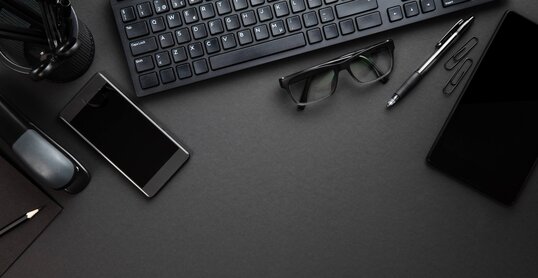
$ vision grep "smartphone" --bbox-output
[427,11,538,205]
[59,73,189,198]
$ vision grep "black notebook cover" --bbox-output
[0,156,62,276]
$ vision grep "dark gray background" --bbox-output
[1,0,538,277]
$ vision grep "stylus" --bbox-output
[386,16,475,109]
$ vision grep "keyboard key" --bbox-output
[404,2,419,17]
[166,13,182,28]
[172,47,187,62]
[177,64,192,79]
[135,56,155,72]
[175,28,191,44]
[188,42,204,58]
[209,19,225,35]
[387,6,403,22]
[216,0,232,15]
[274,2,290,18]
[232,0,248,11]
[192,24,208,39]
[253,25,269,40]
[120,7,136,22]
[139,72,159,89]
[250,0,265,6]
[286,16,302,32]
[323,23,338,40]
[307,0,321,9]
[183,7,199,24]
[290,0,306,13]
[339,19,355,35]
[324,0,337,4]
[221,33,237,49]
[193,59,209,75]
[336,0,378,19]
[241,10,257,26]
[155,51,171,66]
[258,6,273,22]
[125,22,149,39]
[160,68,176,83]
[189,0,202,4]
[420,0,436,13]
[200,4,216,19]
[303,11,318,27]
[237,29,253,45]
[210,33,306,70]
[158,32,175,48]
[150,17,166,32]
[307,28,322,44]
[153,0,169,14]
[137,2,153,18]
[270,20,285,36]
[130,37,158,56]
[171,0,186,9]
[355,11,382,30]
[319,7,334,23]
[225,15,241,30]
[205,38,221,54]
[442,0,469,7]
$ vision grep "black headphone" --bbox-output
[0,0,94,82]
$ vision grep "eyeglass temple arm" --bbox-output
[358,55,389,84]
[297,77,312,111]
[0,0,44,29]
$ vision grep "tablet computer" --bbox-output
[427,11,538,205]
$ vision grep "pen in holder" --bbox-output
[0,0,95,82]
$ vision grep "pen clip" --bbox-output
[436,19,464,48]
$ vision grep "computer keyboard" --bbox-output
[111,0,496,97]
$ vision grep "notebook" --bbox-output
[0,156,62,276]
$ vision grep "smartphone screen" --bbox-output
[60,73,189,197]
[427,11,538,204]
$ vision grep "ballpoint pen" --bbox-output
[0,208,41,237]
[386,16,475,109]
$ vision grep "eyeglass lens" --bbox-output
[288,44,392,105]
[289,70,336,104]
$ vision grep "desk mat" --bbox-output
[0,157,62,276]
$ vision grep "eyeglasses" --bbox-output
[279,39,395,110]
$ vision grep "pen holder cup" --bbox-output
[0,0,95,82]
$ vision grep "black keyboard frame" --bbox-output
[111,0,496,97]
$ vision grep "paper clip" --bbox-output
[444,37,478,71]
[443,58,473,96]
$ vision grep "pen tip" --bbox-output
[26,208,40,219]
[386,99,396,109]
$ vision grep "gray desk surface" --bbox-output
[1,0,537,277]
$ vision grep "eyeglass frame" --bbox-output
[279,39,395,109]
